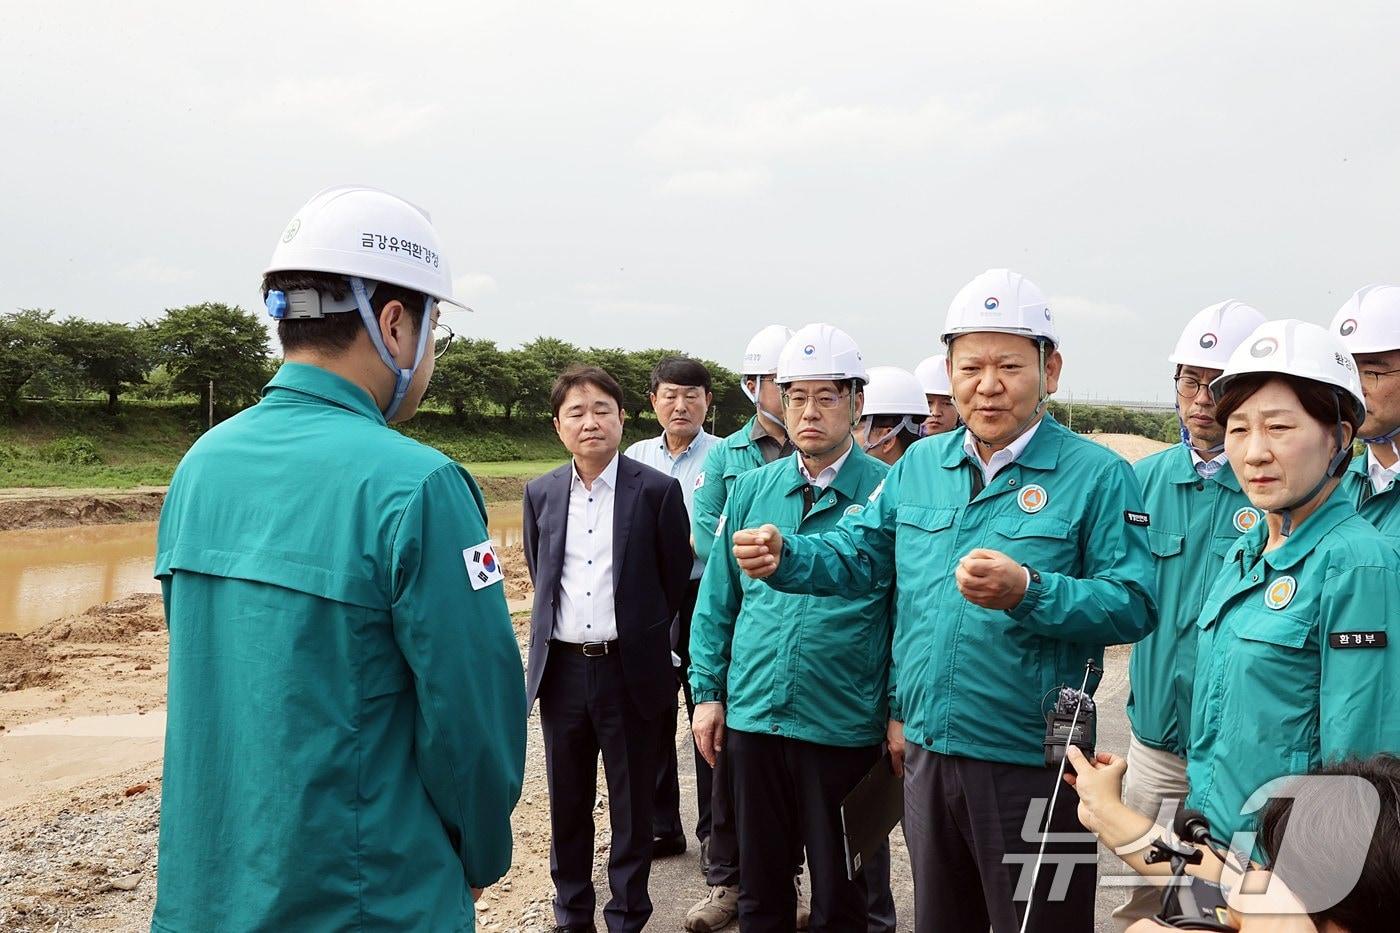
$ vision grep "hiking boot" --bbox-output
[685,884,738,933]
[795,873,811,930]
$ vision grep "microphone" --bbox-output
[1173,808,1214,847]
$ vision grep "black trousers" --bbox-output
[653,579,706,841]
[540,647,661,933]
[727,728,891,933]
[902,745,1097,933]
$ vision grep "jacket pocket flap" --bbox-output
[896,504,957,533]
[1233,611,1312,649]
[1147,529,1186,558]
[992,516,1072,540]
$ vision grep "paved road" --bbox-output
[625,643,1138,932]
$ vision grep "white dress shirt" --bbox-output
[963,418,1043,483]
[623,429,717,579]
[554,454,619,643]
[798,442,854,491]
[1368,446,1399,496]
[1189,446,1229,479]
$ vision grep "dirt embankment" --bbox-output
[0,474,528,534]
[0,491,166,533]
[0,567,542,931]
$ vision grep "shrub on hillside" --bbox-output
[434,435,526,463]
[39,435,104,466]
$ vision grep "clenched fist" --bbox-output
[955,548,1028,610]
[733,524,784,579]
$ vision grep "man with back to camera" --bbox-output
[151,186,527,932]
[731,269,1158,933]
[622,355,719,861]
[1115,299,1265,931]
[523,365,692,933]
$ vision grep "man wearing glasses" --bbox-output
[690,323,896,932]
[622,356,719,862]
[1332,285,1400,540]
[1113,299,1265,930]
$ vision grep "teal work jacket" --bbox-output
[151,363,527,933]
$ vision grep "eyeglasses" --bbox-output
[1360,368,1400,388]
[433,321,455,359]
[1174,375,1212,399]
[781,390,850,411]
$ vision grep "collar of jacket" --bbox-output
[938,412,1067,473]
[1164,441,1243,492]
[263,362,387,426]
[1231,483,1356,573]
[781,442,871,502]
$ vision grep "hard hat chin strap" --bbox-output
[1271,394,1350,537]
[1361,422,1400,464]
[960,339,1050,450]
[1174,367,1225,456]
[743,374,789,434]
[350,276,433,421]
[860,416,920,452]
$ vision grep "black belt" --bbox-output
[550,638,618,658]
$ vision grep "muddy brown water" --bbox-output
[0,504,526,635]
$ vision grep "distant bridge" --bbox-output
[1056,397,1177,414]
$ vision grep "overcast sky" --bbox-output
[4,2,1398,402]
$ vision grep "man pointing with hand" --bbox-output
[734,270,1157,933]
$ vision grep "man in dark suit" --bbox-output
[524,365,693,933]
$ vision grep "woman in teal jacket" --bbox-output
[1187,319,1400,842]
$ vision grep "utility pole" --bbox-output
[208,379,214,430]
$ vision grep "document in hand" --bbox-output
[839,752,903,881]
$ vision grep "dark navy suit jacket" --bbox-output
[522,453,691,716]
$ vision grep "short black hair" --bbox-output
[1257,754,1400,933]
[551,365,626,417]
[262,271,429,355]
[869,415,919,454]
[649,356,712,394]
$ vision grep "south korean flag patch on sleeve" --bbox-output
[464,540,505,591]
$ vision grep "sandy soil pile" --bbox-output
[499,542,533,602]
[0,589,567,931]
[1088,432,1172,464]
[0,594,167,705]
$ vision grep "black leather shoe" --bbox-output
[652,831,687,858]
[699,835,711,875]
[551,925,596,933]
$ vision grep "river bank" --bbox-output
[0,545,554,932]
[0,472,538,534]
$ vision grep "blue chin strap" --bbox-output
[350,277,434,422]
[1362,422,1400,463]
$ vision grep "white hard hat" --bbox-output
[913,354,952,397]
[1330,284,1400,354]
[1168,300,1267,369]
[1210,319,1365,421]
[776,323,868,386]
[265,185,468,309]
[862,367,931,418]
[742,325,795,376]
[941,269,1057,348]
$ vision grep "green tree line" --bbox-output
[2,306,1180,441]
[0,306,752,432]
